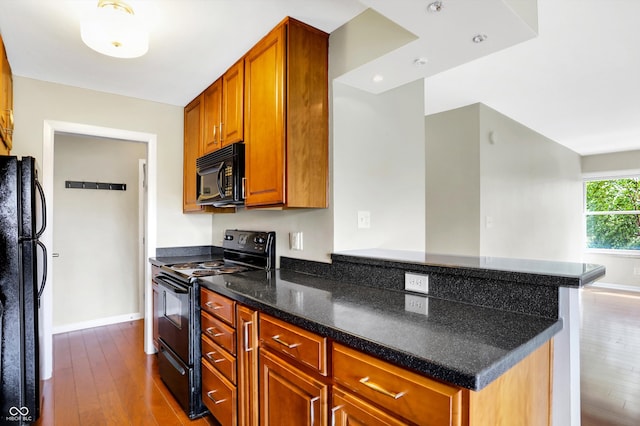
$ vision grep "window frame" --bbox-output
[583,174,640,255]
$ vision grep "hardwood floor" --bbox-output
[34,320,215,426]
[581,286,640,426]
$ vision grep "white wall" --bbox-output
[12,76,212,247]
[425,103,583,262]
[53,134,145,329]
[332,80,426,252]
[478,104,583,262]
[425,104,480,256]
[582,150,640,290]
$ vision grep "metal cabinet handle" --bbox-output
[330,405,344,426]
[206,390,227,405]
[205,301,223,310]
[358,377,405,400]
[310,396,319,426]
[272,335,300,349]
[220,122,224,142]
[205,351,224,363]
[206,327,224,337]
[243,321,253,352]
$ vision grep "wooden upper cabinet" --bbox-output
[202,78,223,154]
[222,58,244,147]
[184,95,205,212]
[202,58,244,156]
[244,25,286,206]
[1,34,13,154]
[244,18,329,208]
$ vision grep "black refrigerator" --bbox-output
[0,156,47,425]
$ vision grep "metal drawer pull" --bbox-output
[206,327,224,337]
[205,351,224,363]
[205,301,224,310]
[272,335,301,349]
[206,390,227,405]
[359,377,406,400]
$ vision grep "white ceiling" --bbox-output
[0,0,638,156]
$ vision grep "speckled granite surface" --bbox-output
[149,248,604,391]
[332,248,605,288]
[196,269,561,390]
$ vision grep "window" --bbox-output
[585,176,640,251]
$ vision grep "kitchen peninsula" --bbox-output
[151,247,604,425]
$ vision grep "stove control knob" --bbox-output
[254,236,266,244]
[225,235,234,241]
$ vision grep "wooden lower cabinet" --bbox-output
[259,348,328,426]
[237,306,259,426]
[202,358,237,426]
[197,290,553,426]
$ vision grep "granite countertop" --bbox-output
[333,248,606,287]
[194,268,562,391]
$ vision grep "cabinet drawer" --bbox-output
[259,314,327,376]
[201,288,236,326]
[202,310,236,355]
[202,358,237,426]
[201,333,236,384]
[332,386,406,426]
[333,344,463,426]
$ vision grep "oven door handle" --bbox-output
[156,276,188,294]
[159,345,186,376]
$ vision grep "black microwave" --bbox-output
[196,142,245,207]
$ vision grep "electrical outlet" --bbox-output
[289,232,303,250]
[405,272,429,294]
[357,211,371,229]
[405,294,429,315]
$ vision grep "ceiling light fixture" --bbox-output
[427,1,444,13]
[472,34,488,44]
[414,57,428,66]
[372,74,384,83]
[81,0,149,59]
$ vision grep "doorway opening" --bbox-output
[41,121,157,380]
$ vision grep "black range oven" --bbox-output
[154,229,275,419]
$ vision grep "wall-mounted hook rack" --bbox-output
[65,180,126,191]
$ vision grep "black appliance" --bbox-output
[154,229,275,420]
[0,156,47,425]
[196,142,245,207]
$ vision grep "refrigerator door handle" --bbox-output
[35,179,47,238]
[37,239,48,307]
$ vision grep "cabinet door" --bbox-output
[244,24,286,207]
[202,79,222,155]
[260,349,328,426]
[183,95,205,212]
[222,59,244,147]
[0,35,12,152]
[332,387,406,426]
[238,306,258,426]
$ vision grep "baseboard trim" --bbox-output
[590,282,640,293]
[53,312,144,334]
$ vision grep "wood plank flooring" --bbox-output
[33,287,640,425]
[34,320,215,426]
[581,286,640,426]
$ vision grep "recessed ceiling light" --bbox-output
[372,74,384,83]
[472,34,488,44]
[427,1,443,13]
[413,57,428,66]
